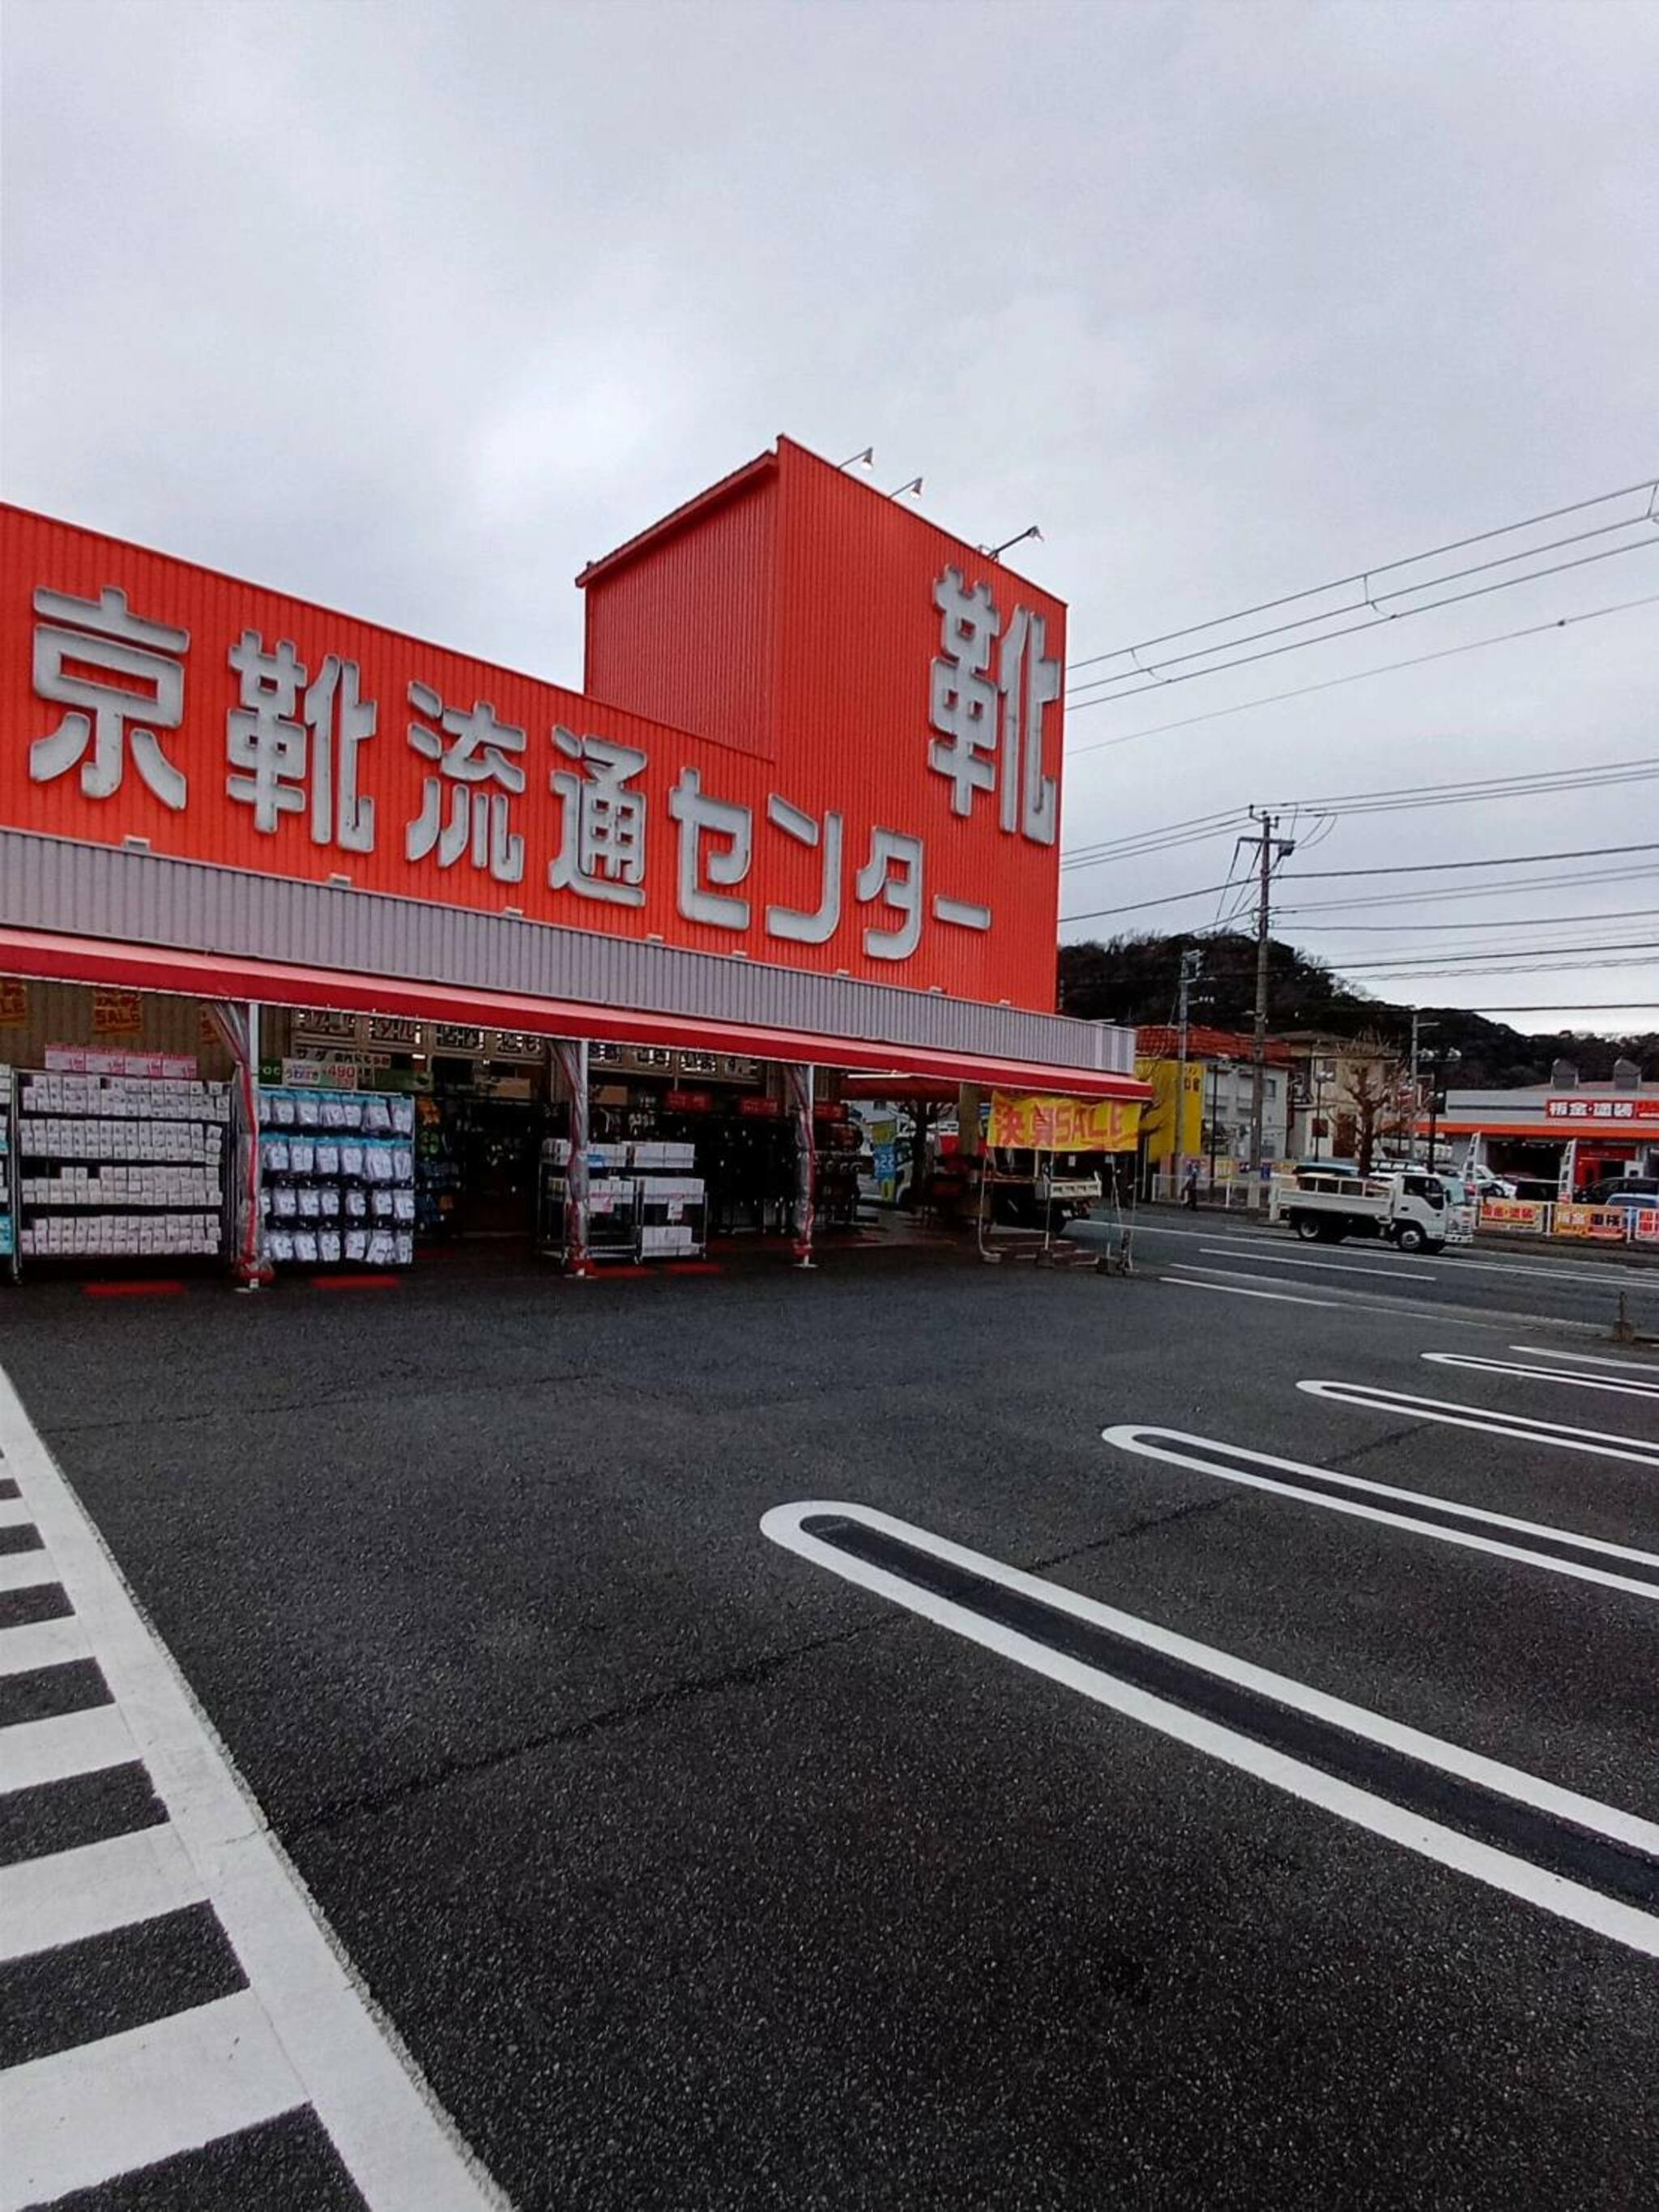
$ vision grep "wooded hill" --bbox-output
[1060,931,1657,1087]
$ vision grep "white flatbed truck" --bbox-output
[1269,1168,1457,1253]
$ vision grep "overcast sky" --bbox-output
[4,0,1655,1033]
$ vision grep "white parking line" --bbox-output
[0,1551,58,1593]
[1201,1246,1439,1280]
[0,1824,207,1962]
[1512,1343,1659,1374]
[0,1497,36,1528]
[1298,1380,1659,1468]
[0,1361,505,2212]
[0,1613,91,1677]
[1422,1352,1659,1402]
[0,1992,306,2212]
[762,1501,1659,1958]
[1101,1424,1659,1601]
[0,1703,137,1793]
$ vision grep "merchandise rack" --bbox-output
[257,1084,417,1268]
[0,1067,17,1284]
[14,1067,230,1269]
[537,1138,707,1264]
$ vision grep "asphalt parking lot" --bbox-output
[2,1227,1657,2209]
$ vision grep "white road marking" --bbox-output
[0,1551,58,1594]
[0,1497,36,1528]
[1422,1352,1659,1402]
[0,1612,91,1677]
[1166,1275,1345,1309]
[1201,1246,1439,1280]
[1170,1268,1491,1326]
[0,1702,137,1793]
[0,1362,506,2212]
[0,1822,207,1962]
[762,1501,1659,1958]
[1512,1343,1659,1374]
[1145,1220,1653,1291]
[1298,1379,1659,1468]
[0,1991,306,2212]
[1101,1424,1659,1601]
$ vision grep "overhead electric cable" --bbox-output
[1062,588,1659,755]
[1062,538,1659,711]
[1066,476,1659,676]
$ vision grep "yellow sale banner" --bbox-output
[1478,1197,1550,1232]
[1555,1204,1631,1241]
[989,1092,1141,1151]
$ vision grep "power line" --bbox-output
[1288,839,1659,882]
[1425,1001,1659,1014]
[1060,843,1659,926]
[1290,906,1659,934]
[1063,588,1659,758]
[1066,475,1659,676]
[1064,543,1659,713]
[1061,755,1659,872]
[1331,938,1659,973]
[1279,865,1659,918]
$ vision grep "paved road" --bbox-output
[2,1236,1657,2207]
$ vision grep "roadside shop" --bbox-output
[0,438,1146,1289]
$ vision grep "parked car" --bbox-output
[1584,1175,1659,1206]
[1593,1186,1659,1217]
[1463,1167,1518,1201]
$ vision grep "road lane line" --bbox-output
[0,1361,506,2212]
[0,1614,92,1677]
[1200,1246,1439,1280]
[1141,1223,1653,1290]
[1166,1276,1346,1309]
[0,1990,305,2211]
[1101,1424,1659,1601]
[0,1824,207,1962]
[1512,1344,1659,1374]
[0,1704,136,1793]
[1298,1380,1659,1467]
[1168,1270,1491,1326]
[1422,1352,1659,1402]
[762,1501,1659,1958]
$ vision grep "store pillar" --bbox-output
[207,998,271,1287]
[957,1084,983,1158]
[783,1063,816,1268]
[551,1038,591,1275]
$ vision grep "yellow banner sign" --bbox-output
[989,1092,1142,1151]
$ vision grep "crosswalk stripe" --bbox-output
[0,1553,59,1595]
[0,1988,307,2211]
[0,1499,36,1529]
[0,1703,135,1794]
[0,1614,91,1678]
[0,1823,207,1962]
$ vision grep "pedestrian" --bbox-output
[1182,1161,1200,1209]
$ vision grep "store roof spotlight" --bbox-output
[837,445,875,471]
[888,476,923,502]
[980,524,1043,562]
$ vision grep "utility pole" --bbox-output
[1172,946,1203,1201]
[1239,809,1296,1211]
[1410,1014,1435,1166]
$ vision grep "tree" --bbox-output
[1342,1045,1407,1175]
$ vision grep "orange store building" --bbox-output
[0,438,1145,1282]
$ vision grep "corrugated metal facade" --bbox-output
[578,440,1067,1012]
[0,831,1136,1074]
[581,455,778,759]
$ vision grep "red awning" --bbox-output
[0,928,1150,1104]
